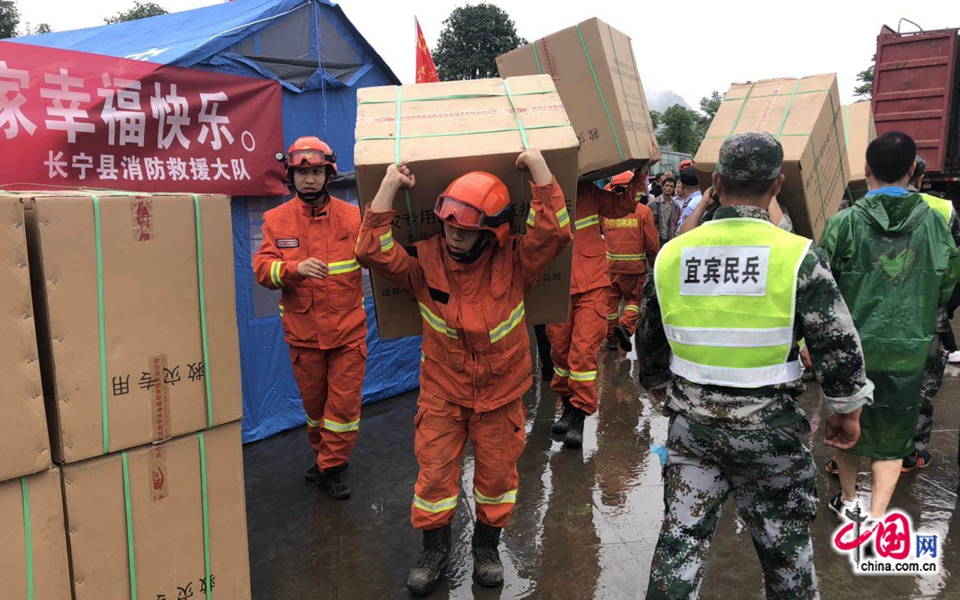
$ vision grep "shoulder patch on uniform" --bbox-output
[428,287,450,305]
[276,238,300,248]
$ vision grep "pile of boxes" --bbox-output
[1,192,251,599]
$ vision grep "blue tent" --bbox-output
[16,0,422,443]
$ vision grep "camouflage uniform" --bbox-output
[840,192,960,452]
[640,133,873,600]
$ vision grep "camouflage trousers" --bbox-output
[916,337,948,451]
[646,413,819,600]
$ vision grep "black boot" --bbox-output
[563,407,586,448]
[317,465,351,499]
[472,521,504,587]
[551,397,574,434]
[305,460,349,482]
[407,525,452,595]
[614,325,633,352]
[605,338,619,351]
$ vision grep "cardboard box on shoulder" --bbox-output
[843,101,877,200]
[62,422,250,600]
[19,192,242,464]
[0,469,72,599]
[496,18,660,179]
[694,73,849,241]
[355,75,580,339]
[0,196,51,483]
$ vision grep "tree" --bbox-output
[649,109,662,131]
[659,104,704,155]
[35,23,51,34]
[699,91,723,121]
[435,3,526,81]
[0,1,20,39]
[854,64,875,100]
[105,1,168,24]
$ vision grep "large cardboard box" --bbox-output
[0,196,51,483]
[496,18,660,179]
[355,75,580,339]
[0,469,72,600]
[62,422,250,600]
[843,101,877,200]
[694,74,849,241]
[21,192,242,464]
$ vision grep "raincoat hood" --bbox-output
[852,191,929,236]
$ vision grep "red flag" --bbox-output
[415,17,440,83]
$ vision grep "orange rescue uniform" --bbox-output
[356,179,571,530]
[602,202,660,338]
[253,195,367,471]
[546,180,641,414]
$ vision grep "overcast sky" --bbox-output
[15,0,958,107]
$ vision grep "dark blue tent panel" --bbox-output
[17,0,421,443]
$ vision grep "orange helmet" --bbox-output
[610,170,633,188]
[434,171,514,246]
[678,159,694,172]
[279,136,338,176]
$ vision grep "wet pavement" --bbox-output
[244,333,960,599]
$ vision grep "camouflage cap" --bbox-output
[718,132,784,181]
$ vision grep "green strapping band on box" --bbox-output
[192,194,214,428]
[605,23,643,154]
[532,41,543,75]
[21,477,34,600]
[358,123,569,143]
[122,452,137,600]
[358,90,553,105]
[576,24,624,162]
[775,79,803,137]
[199,432,212,600]
[844,105,851,144]
[723,88,831,102]
[502,78,530,233]
[92,195,109,454]
[393,86,419,241]
[727,82,756,136]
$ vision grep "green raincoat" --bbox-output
[819,191,960,459]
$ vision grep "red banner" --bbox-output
[0,42,287,195]
[415,18,439,84]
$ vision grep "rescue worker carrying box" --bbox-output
[355,150,571,595]
[253,137,366,500]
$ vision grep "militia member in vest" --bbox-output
[253,137,366,500]
[547,171,646,448]
[601,171,661,352]
[355,151,571,595]
[820,131,959,523]
[637,132,873,600]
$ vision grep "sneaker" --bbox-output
[605,338,619,351]
[317,466,351,499]
[901,449,932,473]
[828,492,861,523]
[948,351,960,364]
[614,325,633,352]
[824,457,839,476]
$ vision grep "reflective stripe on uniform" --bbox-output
[670,355,803,387]
[413,494,458,513]
[663,325,794,348]
[570,370,597,382]
[419,302,459,339]
[526,207,536,227]
[278,304,285,316]
[607,313,619,321]
[474,488,517,505]
[323,418,360,433]
[527,206,571,229]
[306,415,322,428]
[553,366,570,378]
[623,305,640,314]
[575,214,600,230]
[270,261,283,287]
[606,252,646,261]
[380,230,394,253]
[489,302,525,343]
[328,259,360,275]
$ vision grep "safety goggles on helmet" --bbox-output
[434,196,515,230]
[285,148,337,168]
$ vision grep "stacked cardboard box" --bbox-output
[11,191,251,599]
[355,75,580,338]
[843,101,877,200]
[695,73,850,241]
[497,18,660,179]
[0,196,51,483]
[0,469,72,599]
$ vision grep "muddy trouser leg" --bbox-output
[606,281,623,341]
[318,339,366,470]
[916,336,948,452]
[411,397,469,530]
[547,301,575,401]
[470,399,527,528]
[646,414,731,600]
[289,346,329,465]
[619,274,644,336]
[724,420,820,599]
[566,288,607,415]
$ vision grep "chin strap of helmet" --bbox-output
[447,231,492,264]
[289,166,333,204]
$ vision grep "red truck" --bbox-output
[872,24,960,200]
